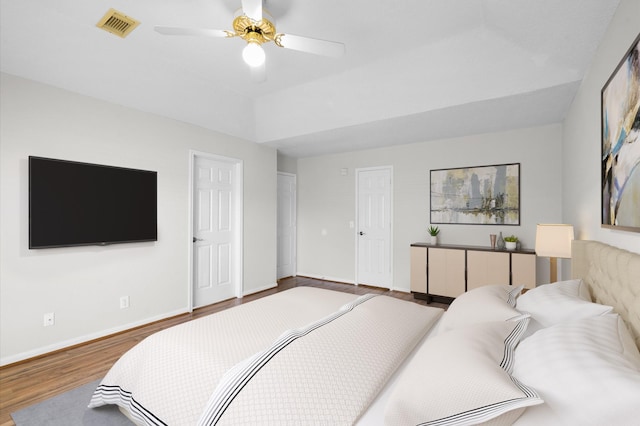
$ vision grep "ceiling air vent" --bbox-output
[96,8,140,38]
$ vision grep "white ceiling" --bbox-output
[0,0,620,157]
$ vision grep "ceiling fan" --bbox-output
[154,0,345,80]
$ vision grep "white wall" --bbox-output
[563,0,640,254]
[296,124,563,290]
[0,73,277,365]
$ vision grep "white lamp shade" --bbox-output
[242,42,265,67]
[535,224,574,258]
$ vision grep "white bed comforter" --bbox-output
[89,287,443,425]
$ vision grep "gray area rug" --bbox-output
[11,379,133,426]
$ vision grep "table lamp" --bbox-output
[535,224,574,283]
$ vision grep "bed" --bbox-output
[89,240,640,425]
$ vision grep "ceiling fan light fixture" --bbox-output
[155,4,345,77]
[243,41,265,67]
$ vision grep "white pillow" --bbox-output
[512,314,640,425]
[516,279,613,335]
[384,316,542,426]
[440,284,523,331]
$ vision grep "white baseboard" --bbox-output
[1,279,412,367]
[295,273,356,285]
[242,282,277,297]
[0,308,188,367]
[295,273,412,293]
[3,281,289,365]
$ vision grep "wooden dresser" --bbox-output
[410,243,536,303]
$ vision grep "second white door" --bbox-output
[193,156,238,307]
[277,172,296,279]
[356,167,392,288]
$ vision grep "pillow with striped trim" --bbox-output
[384,316,542,426]
[440,284,523,332]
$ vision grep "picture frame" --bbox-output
[430,163,520,225]
[601,32,640,233]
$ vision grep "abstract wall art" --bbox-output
[601,33,640,232]
[430,163,520,225]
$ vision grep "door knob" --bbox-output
[193,237,204,243]
[359,231,365,236]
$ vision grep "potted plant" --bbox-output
[428,226,440,245]
[504,235,518,250]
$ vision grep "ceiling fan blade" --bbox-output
[241,0,262,22]
[154,26,229,38]
[251,62,267,83]
[276,33,345,58]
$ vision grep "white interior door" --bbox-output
[277,172,296,279]
[192,155,239,307]
[356,167,392,288]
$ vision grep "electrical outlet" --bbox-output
[43,312,55,326]
[120,296,129,309]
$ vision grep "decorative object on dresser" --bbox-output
[504,235,518,250]
[535,224,574,283]
[430,163,520,225]
[410,243,536,303]
[601,32,640,233]
[427,225,440,245]
[497,231,506,249]
[490,233,497,249]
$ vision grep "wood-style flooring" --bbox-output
[0,276,447,425]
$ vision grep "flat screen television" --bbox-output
[29,156,157,249]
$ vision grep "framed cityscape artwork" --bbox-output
[430,163,520,225]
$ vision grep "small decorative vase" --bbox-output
[505,241,517,251]
[497,232,505,250]
[430,236,438,245]
[490,234,497,249]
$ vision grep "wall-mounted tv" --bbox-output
[29,156,157,249]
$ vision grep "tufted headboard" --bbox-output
[572,240,640,349]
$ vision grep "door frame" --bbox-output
[354,165,394,289]
[187,150,243,311]
[277,172,297,279]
